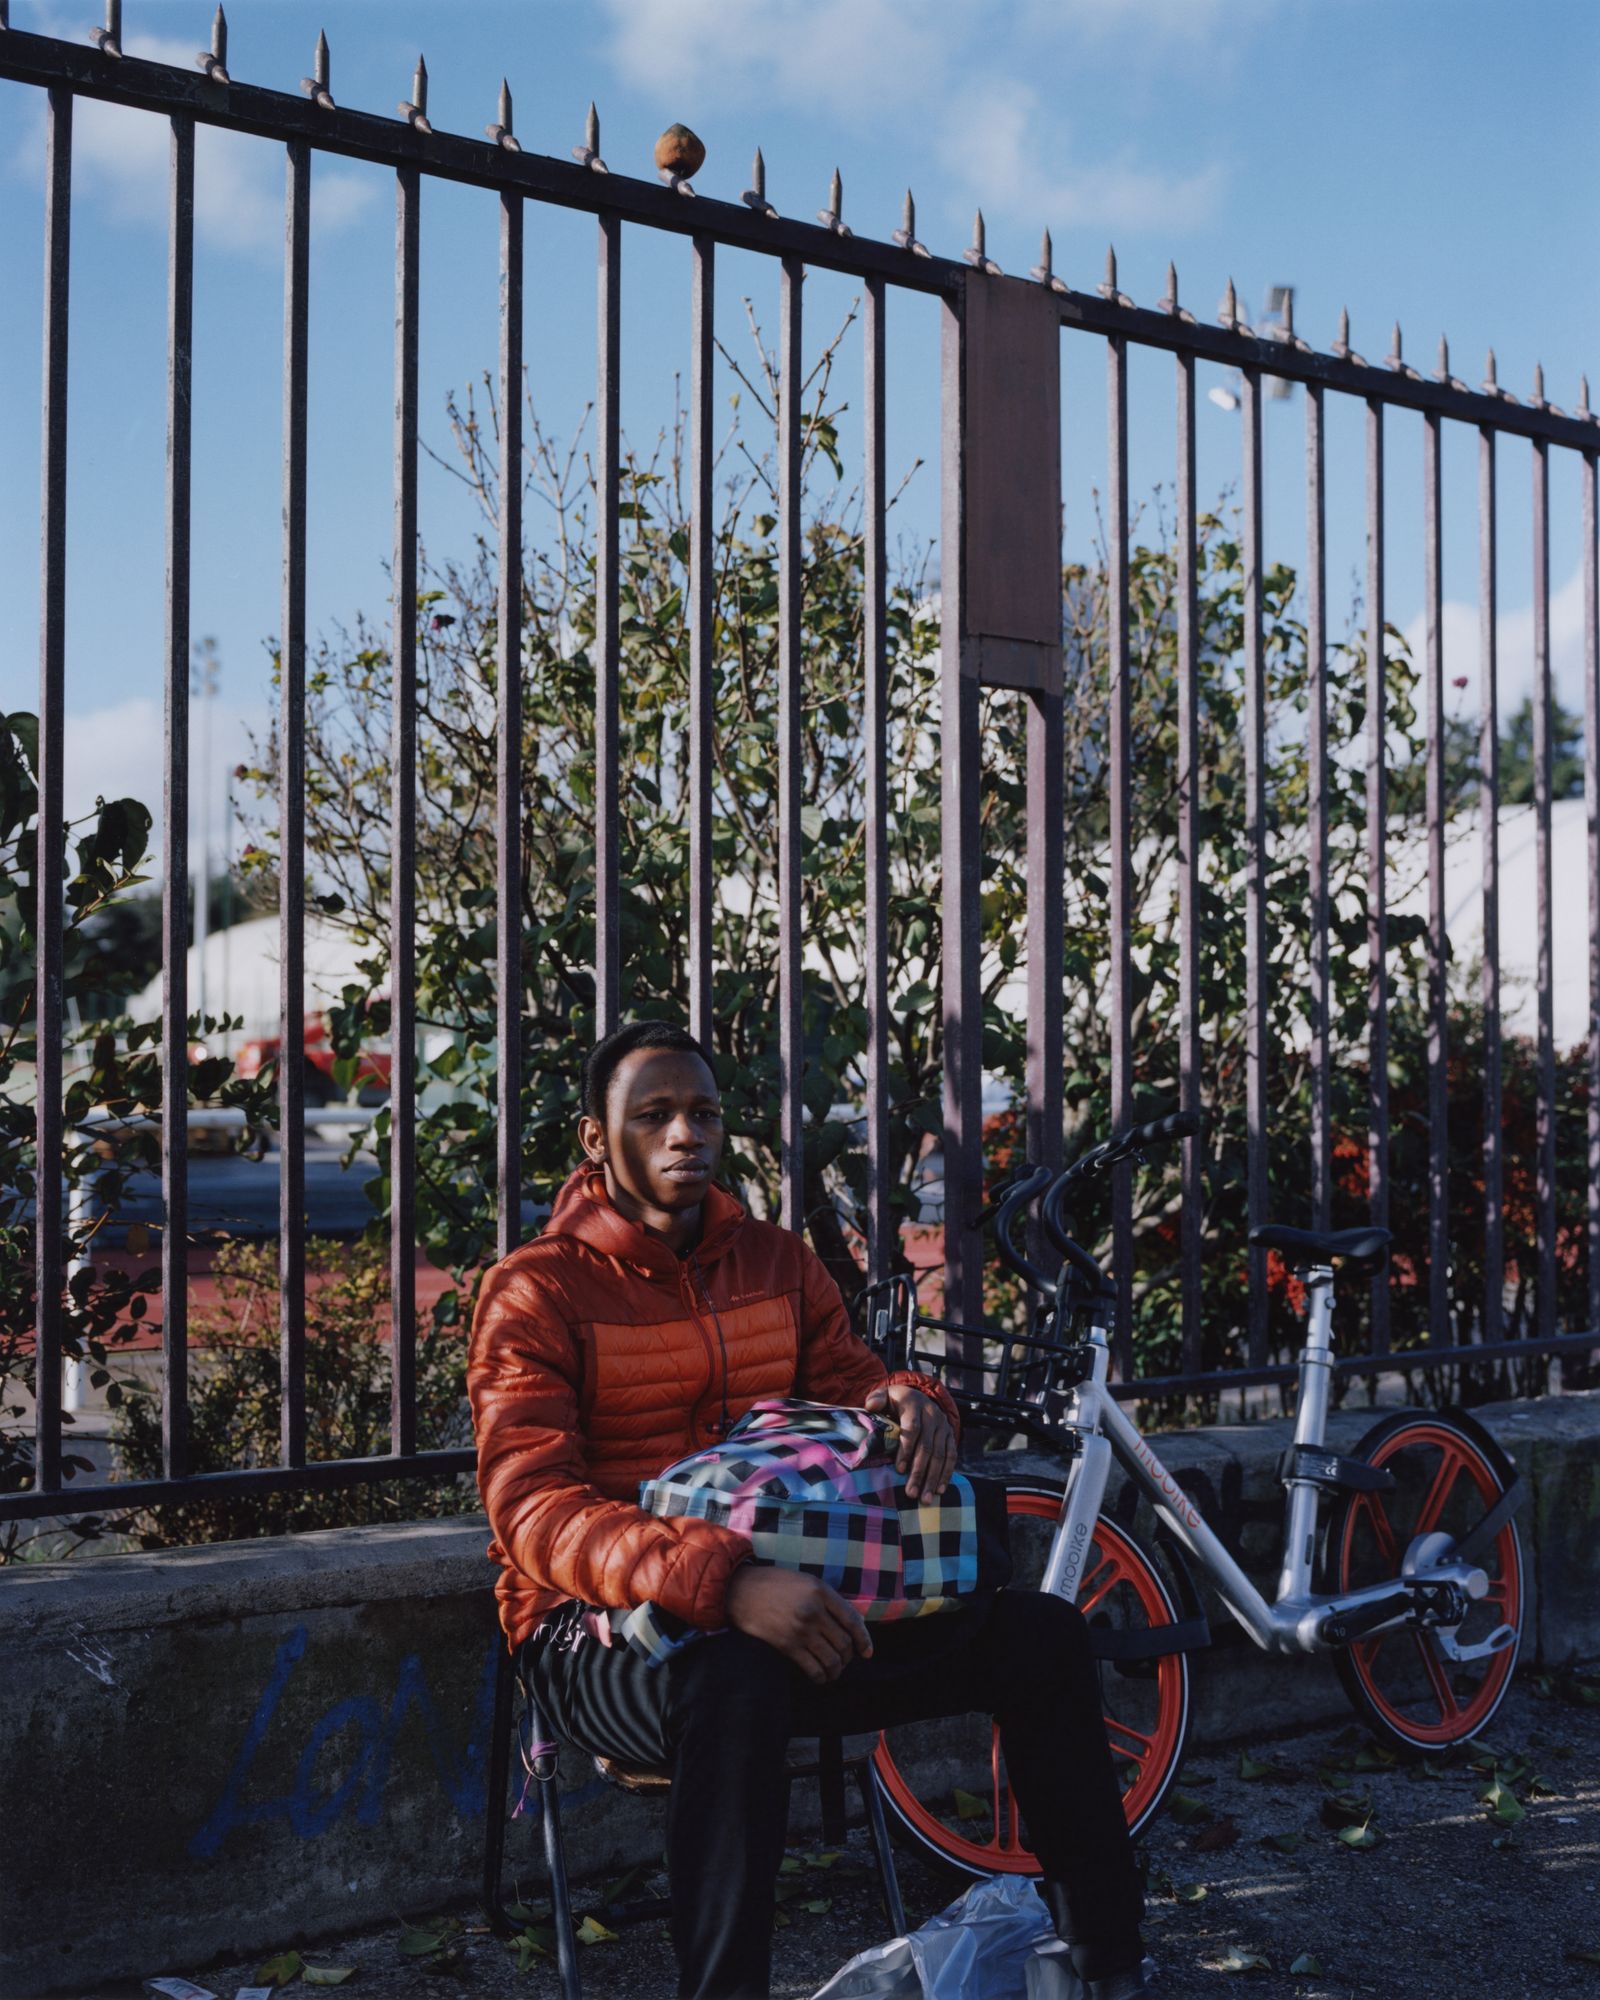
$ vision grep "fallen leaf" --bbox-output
[773,1911,792,1930]
[801,1898,833,1915]
[1527,1774,1560,1798]
[508,1929,553,1971]
[1319,1792,1371,1829]
[1193,1816,1241,1853]
[504,1903,548,1928]
[1479,1778,1526,1827]
[1565,1947,1600,1966]
[601,1860,654,1906]
[1178,1766,1217,1787]
[952,1787,988,1822]
[1289,1953,1324,1975]
[1353,1745,1396,1771]
[1168,1792,1213,1825]
[1215,1945,1272,1974]
[1172,1880,1208,1904]
[397,1930,451,1960]
[1260,1831,1304,1855]
[575,1916,616,1946]
[1237,1752,1274,1782]
[805,1850,843,1869]
[301,1974,354,1989]
[1336,1819,1383,1849]
[252,1954,302,1988]
[779,1856,804,1874]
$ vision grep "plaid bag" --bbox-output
[596,1397,1011,1667]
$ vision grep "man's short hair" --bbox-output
[582,1020,712,1122]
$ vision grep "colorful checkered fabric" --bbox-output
[593,1398,1000,1667]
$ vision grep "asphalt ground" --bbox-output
[79,1664,1600,2000]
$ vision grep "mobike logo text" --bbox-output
[1057,1517,1091,1594]
[1131,1436,1203,1533]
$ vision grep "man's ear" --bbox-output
[577,1112,605,1163]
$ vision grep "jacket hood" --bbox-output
[544,1164,747,1275]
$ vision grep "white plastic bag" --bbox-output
[809,1872,1061,2000]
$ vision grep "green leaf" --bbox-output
[575,1916,617,1945]
[1336,1818,1383,1849]
[1478,1777,1526,1825]
[254,1950,304,1986]
[1565,1947,1600,1966]
[801,1898,833,1915]
[302,1970,355,1987]
[779,1855,804,1873]
[1289,1953,1324,1975]
[600,1858,655,1906]
[397,1927,453,1958]
[1172,1880,1208,1904]
[952,1787,988,1822]
[1260,1831,1303,1854]
[1237,1751,1274,1781]
[1215,1945,1272,1973]
[1167,1792,1213,1825]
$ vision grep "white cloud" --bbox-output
[10,26,376,254]
[65,693,268,871]
[598,0,1228,234]
[1401,562,1589,719]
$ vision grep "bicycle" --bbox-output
[857,1113,1527,1879]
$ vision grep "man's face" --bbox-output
[581,1047,726,1220]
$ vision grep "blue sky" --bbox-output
[1,0,1596,861]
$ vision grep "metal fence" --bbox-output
[5,5,1598,1523]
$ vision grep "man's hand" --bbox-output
[864,1382,957,1503]
[724,1565,873,1684]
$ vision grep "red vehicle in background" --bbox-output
[234,1012,391,1108]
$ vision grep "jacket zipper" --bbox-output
[684,1254,731,1436]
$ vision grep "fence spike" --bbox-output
[196,2,230,80]
[742,147,775,216]
[1484,347,1498,390]
[963,210,997,273]
[1034,228,1053,280]
[1533,360,1545,404]
[1281,287,1294,338]
[91,0,122,56]
[1581,373,1592,417]
[892,186,926,255]
[498,77,512,131]
[0,3,9,30]
[573,100,607,172]
[302,28,335,107]
[817,165,849,233]
[399,52,432,131]
[1389,322,1404,369]
[1222,275,1237,328]
[1437,332,1449,379]
[1335,305,1350,354]
[1104,243,1117,292]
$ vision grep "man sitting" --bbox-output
[469,1020,1149,1999]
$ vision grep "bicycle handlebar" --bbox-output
[1040,1109,1202,1291]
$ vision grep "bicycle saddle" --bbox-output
[1249,1222,1392,1264]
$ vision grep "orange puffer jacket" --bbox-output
[468,1166,960,1650]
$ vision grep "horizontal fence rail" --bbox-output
[4,12,1598,1527]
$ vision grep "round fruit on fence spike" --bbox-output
[655,124,706,180]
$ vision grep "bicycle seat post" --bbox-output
[1276,1260,1336,1605]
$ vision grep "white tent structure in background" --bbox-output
[128,914,377,1052]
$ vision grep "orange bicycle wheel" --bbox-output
[871,1483,1193,1876]
[1329,1409,1523,1754]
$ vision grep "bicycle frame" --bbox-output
[1038,1268,1492,1656]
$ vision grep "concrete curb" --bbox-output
[2,1390,1595,1998]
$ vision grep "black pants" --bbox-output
[524,1589,1145,1999]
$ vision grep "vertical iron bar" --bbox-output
[1479,428,1503,1346]
[1176,349,1202,1376]
[864,275,891,1283]
[1241,365,1268,1369]
[390,162,419,1454]
[1025,682,1064,1264]
[1306,383,1330,1233]
[1531,437,1556,1342]
[778,254,804,1234]
[939,289,982,1334]
[33,87,71,1496]
[1584,446,1600,1339]
[594,213,621,1039]
[1366,399,1391,1354]
[496,191,523,1263]
[688,234,715,1049]
[279,138,309,1467]
[1423,412,1449,1343]
[162,112,194,1481]
[1107,333,1133,1378]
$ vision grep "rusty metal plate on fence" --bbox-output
[947,274,1063,693]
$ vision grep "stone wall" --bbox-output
[2,1391,1596,1999]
